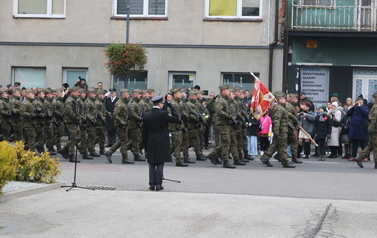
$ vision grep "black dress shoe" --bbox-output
[355,157,364,168]
[149,186,155,191]
[260,157,273,167]
[223,161,236,169]
[176,161,189,167]
[234,160,246,166]
[122,160,135,164]
[104,151,112,163]
[105,144,113,147]
[58,149,69,160]
[196,155,207,161]
[184,159,196,164]
[82,154,94,160]
[283,162,296,168]
[156,186,164,191]
[90,152,101,157]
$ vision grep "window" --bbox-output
[13,67,46,89]
[169,72,195,90]
[113,72,148,92]
[64,68,88,89]
[114,0,167,17]
[300,0,334,6]
[222,72,257,90]
[206,0,262,18]
[14,0,66,18]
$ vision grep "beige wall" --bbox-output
[1,0,274,46]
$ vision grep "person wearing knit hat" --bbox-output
[327,100,342,158]
[297,101,316,159]
[299,92,315,112]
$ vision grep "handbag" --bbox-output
[341,134,350,144]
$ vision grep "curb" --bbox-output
[0,181,67,203]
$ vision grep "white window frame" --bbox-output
[13,67,47,89]
[13,0,66,18]
[169,72,195,90]
[113,0,168,18]
[205,0,263,19]
[299,0,335,7]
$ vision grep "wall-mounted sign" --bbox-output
[300,67,329,106]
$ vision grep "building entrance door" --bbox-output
[353,68,377,103]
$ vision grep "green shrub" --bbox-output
[0,142,17,195]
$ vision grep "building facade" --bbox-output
[0,0,284,94]
[285,0,377,105]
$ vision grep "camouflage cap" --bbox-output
[12,88,21,92]
[147,89,155,94]
[78,88,87,94]
[273,91,286,98]
[53,89,62,93]
[240,90,246,94]
[219,85,229,90]
[232,87,241,92]
[373,92,377,98]
[170,88,180,94]
[197,90,204,95]
[0,89,4,95]
[133,89,141,93]
[288,93,298,98]
[87,89,97,94]
[45,88,53,94]
[120,89,130,94]
[25,89,35,94]
[140,89,147,94]
[96,89,106,95]
[37,88,46,94]
[189,90,198,95]
[179,88,186,92]
[69,86,79,92]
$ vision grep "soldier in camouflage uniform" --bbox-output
[44,89,56,155]
[77,89,93,160]
[180,89,191,162]
[147,89,155,110]
[206,85,237,169]
[58,87,81,162]
[84,89,101,157]
[186,91,206,162]
[355,92,377,169]
[260,91,296,168]
[196,90,210,151]
[168,88,189,167]
[34,89,46,153]
[286,93,302,163]
[20,90,37,152]
[52,89,65,151]
[0,89,11,141]
[105,89,134,164]
[8,89,23,141]
[228,90,246,165]
[95,89,107,155]
[127,89,145,161]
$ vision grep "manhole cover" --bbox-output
[87,186,116,190]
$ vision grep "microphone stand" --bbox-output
[61,125,95,192]
[162,175,180,183]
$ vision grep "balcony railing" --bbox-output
[290,1,377,31]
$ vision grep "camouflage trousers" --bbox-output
[359,133,377,162]
[9,118,23,141]
[109,126,129,160]
[86,125,97,154]
[95,125,106,153]
[53,123,64,150]
[262,132,289,164]
[0,119,11,141]
[188,128,203,157]
[277,130,298,159]
[212,125,231,162]
[181,127,190,160]
[35,123,45,153]
[62,123,79,158]
[78,125,88,155]
[213,124,220,147]
[128,128,141,156]
[171,130,183,162]
[45,123,54,151]
[236,127,247,158]
[229,130,239,160]
[23,126,36,152]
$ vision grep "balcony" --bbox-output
[290,0,377,31]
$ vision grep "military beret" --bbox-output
[219,85,229,90]
[120,89,130,94]
[151,95,164,103]
[147,89,155,94]
[170,88,180,94]
[70,86,79,92]
[304,102,312,108]
[189,90,198,95]
[273,91,286,98]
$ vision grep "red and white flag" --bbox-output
[250,76,275,120]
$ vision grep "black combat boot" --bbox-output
[104,151,112,163]
[234,159,246,165]
[206,153,218,165]
[223,160,236,169]
[90,152,101,157]
[355,157,363,168]
[260,156,273,167]
[283,161,296,168]
[134,154,146,161]
[292,155,303,164]
[82,154,94,160]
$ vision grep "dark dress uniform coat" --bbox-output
[105,96,118,132]
[142,106,179,164]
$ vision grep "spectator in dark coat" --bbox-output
[347,97,370,160]
[142,95,179,191]
[313,106,332,160]
[105,88,118,147]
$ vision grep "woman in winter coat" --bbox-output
[313,106,332,160]
[297,102,316,159]
[327,101,342,158]
[346,97,370,161]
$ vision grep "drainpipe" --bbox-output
[268,0,280,91]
